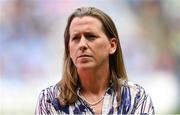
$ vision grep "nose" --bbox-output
[79,36,88,51]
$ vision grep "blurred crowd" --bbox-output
[0,0,179,114]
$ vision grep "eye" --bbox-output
[71,34,81,41]
[86,34,96,40]
[72,36,78,40]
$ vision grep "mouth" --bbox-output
[78,55,92,58]
[76,54,92,62]
[77,55,92,59]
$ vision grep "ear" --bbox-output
[109,38,117,54]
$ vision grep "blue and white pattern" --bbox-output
[35,81,155,114]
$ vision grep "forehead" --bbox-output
[69,16,103,33]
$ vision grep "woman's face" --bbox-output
[69,16,117,70]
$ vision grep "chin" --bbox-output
[76,63,95,70]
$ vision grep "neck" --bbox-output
[77,63,110,114]
[78,65,110,95]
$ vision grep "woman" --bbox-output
[35,7,155,114]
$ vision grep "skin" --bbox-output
[69,16,117,114]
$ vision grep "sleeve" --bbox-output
[134,94,155,114]
[132,85,155,114]
[35,89,57,115]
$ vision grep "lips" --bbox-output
[77,54,92,60]
[78,54,92,58]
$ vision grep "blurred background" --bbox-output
[0,0,179,114]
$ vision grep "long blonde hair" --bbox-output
[58,7,128,106]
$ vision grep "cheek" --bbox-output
[96,42,110,53]
[69,49,73,58]
[69,44,76,59]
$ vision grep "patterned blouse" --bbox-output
[35,80,155,114]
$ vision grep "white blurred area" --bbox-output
[0,0,180,114]
[129,71,179,113]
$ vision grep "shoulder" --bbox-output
[36,84,60,106]
[38,84,59,100]
[35,84,60,114]
[120,80,147,96]
[119,80,155,114]
[119,80,150,105]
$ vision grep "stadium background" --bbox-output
[0,0,180,114]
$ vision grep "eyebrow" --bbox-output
[70,31,97,37]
